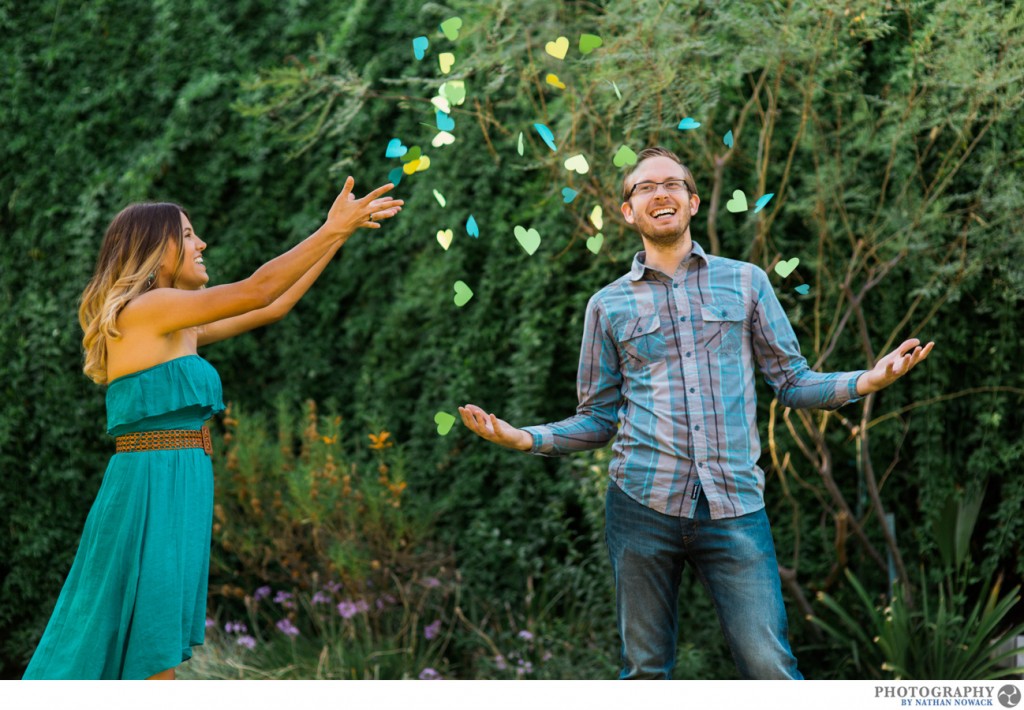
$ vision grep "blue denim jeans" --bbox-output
[605,482,802,680]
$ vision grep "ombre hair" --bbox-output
[621,146,699,202]
[79,202,186,384]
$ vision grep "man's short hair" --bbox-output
[621,146,699,202]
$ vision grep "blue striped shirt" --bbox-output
[522,242,866,519]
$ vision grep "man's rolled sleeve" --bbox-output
[751,266,868,411]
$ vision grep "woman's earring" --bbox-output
[147,272,155,289]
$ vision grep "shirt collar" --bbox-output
[629,240,710,281]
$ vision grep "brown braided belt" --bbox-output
[115,426,213,456]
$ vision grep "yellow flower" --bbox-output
[368,431,393,450]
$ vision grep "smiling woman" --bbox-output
[22,177,403,680]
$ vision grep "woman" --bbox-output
[23,177,402,680]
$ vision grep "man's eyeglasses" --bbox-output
[626,179,690,200]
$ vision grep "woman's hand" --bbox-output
[322,177,404,240]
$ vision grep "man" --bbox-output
[458,146,934,679]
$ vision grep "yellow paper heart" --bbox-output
[430,95,451,113]
[415,155,431,172]
[545,73,566,90]
[437,229,453,251]
[433,190,446,208]
[431,131,455,148]
[545,36,569,60]
[590,205,603,230]
[403,159,420,175]
[564,153,590,174]
[439,52,455,74]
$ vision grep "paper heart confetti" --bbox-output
[415,156,431,172]
[412,36,429,61]
[433,190,446,208]
[387,167,404,186]
[579,33,603,54]
[435,110,455,132]
[440,80,466,106]
[546,73,566,90]
[517,131,524,156]
[677,117,702,130]
[466,214,479,238]
[723,130,734,148]
[402,160,420,175]
[436,229,453,250]
[590,205,603,230]
[774,257,800,278]
[533,123,556,152]
[439,17,463,41]
[439,52,455,74]
[564,154,590,174]
[726,189,748,213]
[613,145,638,167]
[431,131,455,148]
[430,95,451,113]
[434,411,457,436]
[586,232,604,254]
[401,146,422,164]
[453,280,474,307]
[514,225,541,255]
[754,193,775,213]
[561,187,578,203]
[545,36,569,60]
[385,138,408,159]
[794,284,810,295]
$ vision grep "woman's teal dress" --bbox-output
[23,355,224,680]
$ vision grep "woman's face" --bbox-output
[158,212,208,289]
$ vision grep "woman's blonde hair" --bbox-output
[79,202,186,384]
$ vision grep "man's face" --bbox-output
[620,156,700,247]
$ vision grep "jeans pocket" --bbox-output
[701,302,745,356]
[614,313,667,370]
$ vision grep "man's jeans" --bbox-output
[605,482,802,680]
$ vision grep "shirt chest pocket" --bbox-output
[700,302,745,356]
[613,313,667,371]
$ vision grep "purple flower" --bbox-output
[224,621,248,634]
[541,651,553,662]
[236,634,257,650]
[311,591,331,605]
[424,619,442,640]
[418,667,442,680]
[205,618,217,629]
[254,586,272,601]
[422,577,441,588]
[516,659,534,676]
[324,580,343,593]
[276,618,300,637]
[355,599,369,614]
[273,590,294,608]
[494,655,508,671]
[517,630,534,642]
[337,600,359,619]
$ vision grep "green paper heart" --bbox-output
[579,34,603,54]
[612,145,638,168]
[439,17,463,41]
[774,257,800,278]
[401,146,422,164]
[586,232,604,255]
[440,80,466,106]
[725,189,748,213]
[453,280,473,307]
[514,225,541,255]
[434,411,457,436]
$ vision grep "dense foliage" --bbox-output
[2,0,1022,678]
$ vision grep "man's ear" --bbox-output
[689,193,701,216]
[620,200,635,225]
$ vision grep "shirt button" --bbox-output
[673,284,679,288]
[679,316,686,322]
[694,425,700,431]
[690,388,695,393]
[686,352,691,357]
